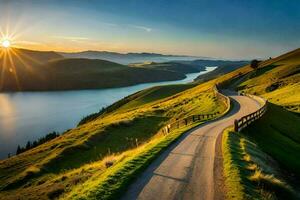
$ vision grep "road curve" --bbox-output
[121,91,262,200]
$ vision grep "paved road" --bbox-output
[122,92,262,200]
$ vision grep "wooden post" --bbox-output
[234,119,239,132]
[135,138,138,147]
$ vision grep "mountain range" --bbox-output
[59,50,208,65]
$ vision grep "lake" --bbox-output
[0,66,216,159]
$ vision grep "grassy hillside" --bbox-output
[0,82,228,199]
[0,48,193,91]
[242,104,300,177]
[223,128,298,200]
[222,104,300,200]
[237,48,300,112]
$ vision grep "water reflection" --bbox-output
[0,94,16,142]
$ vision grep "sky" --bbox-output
[0,0,299,59]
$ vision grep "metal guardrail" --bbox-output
[234,93,268,132]
[161,86,230,134]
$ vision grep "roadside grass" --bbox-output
[63,120,205,200]
[0,82,227,199]
[241,103,300,177]
[222,128,297,200]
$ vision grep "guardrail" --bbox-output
[161,85,230,134]
[234,93,267,132]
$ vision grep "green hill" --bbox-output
[0,48,190,91]
[130,61,202,74]
[237,48,300,112]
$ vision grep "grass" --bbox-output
[222,128,247,200]
[0,81,227,199]
[79,84,197,125]
[237,48,300,112]
[241,103,300,177]
[222,128,297,200]
[63,121,205,200]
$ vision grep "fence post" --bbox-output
[234,119,239,132]
[135,138,138,147]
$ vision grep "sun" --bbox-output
[2,39,11,48]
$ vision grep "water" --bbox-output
[0,66,216,159]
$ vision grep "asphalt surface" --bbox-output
[121,92,262,200]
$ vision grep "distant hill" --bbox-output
[59,50,207,65]
[2,47,63,64]
[0,47,64,91]
[129,61,203,74]
[194,60,249,82]
[0,48,191,91]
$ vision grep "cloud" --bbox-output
[52,36,89,41]
[129,25,152,32]
[16,40,43,46]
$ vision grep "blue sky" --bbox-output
[0,0,299,59]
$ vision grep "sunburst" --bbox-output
[0,28,41,91]
[2,39,11,48]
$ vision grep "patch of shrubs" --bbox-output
[16,131,59,155]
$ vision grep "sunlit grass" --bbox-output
[222,128,296,200]
[237,48,300,113]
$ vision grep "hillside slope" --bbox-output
[237,48,300,112]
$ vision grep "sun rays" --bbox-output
[0,29,41,91]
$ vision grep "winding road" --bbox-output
[122,91,262,200]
